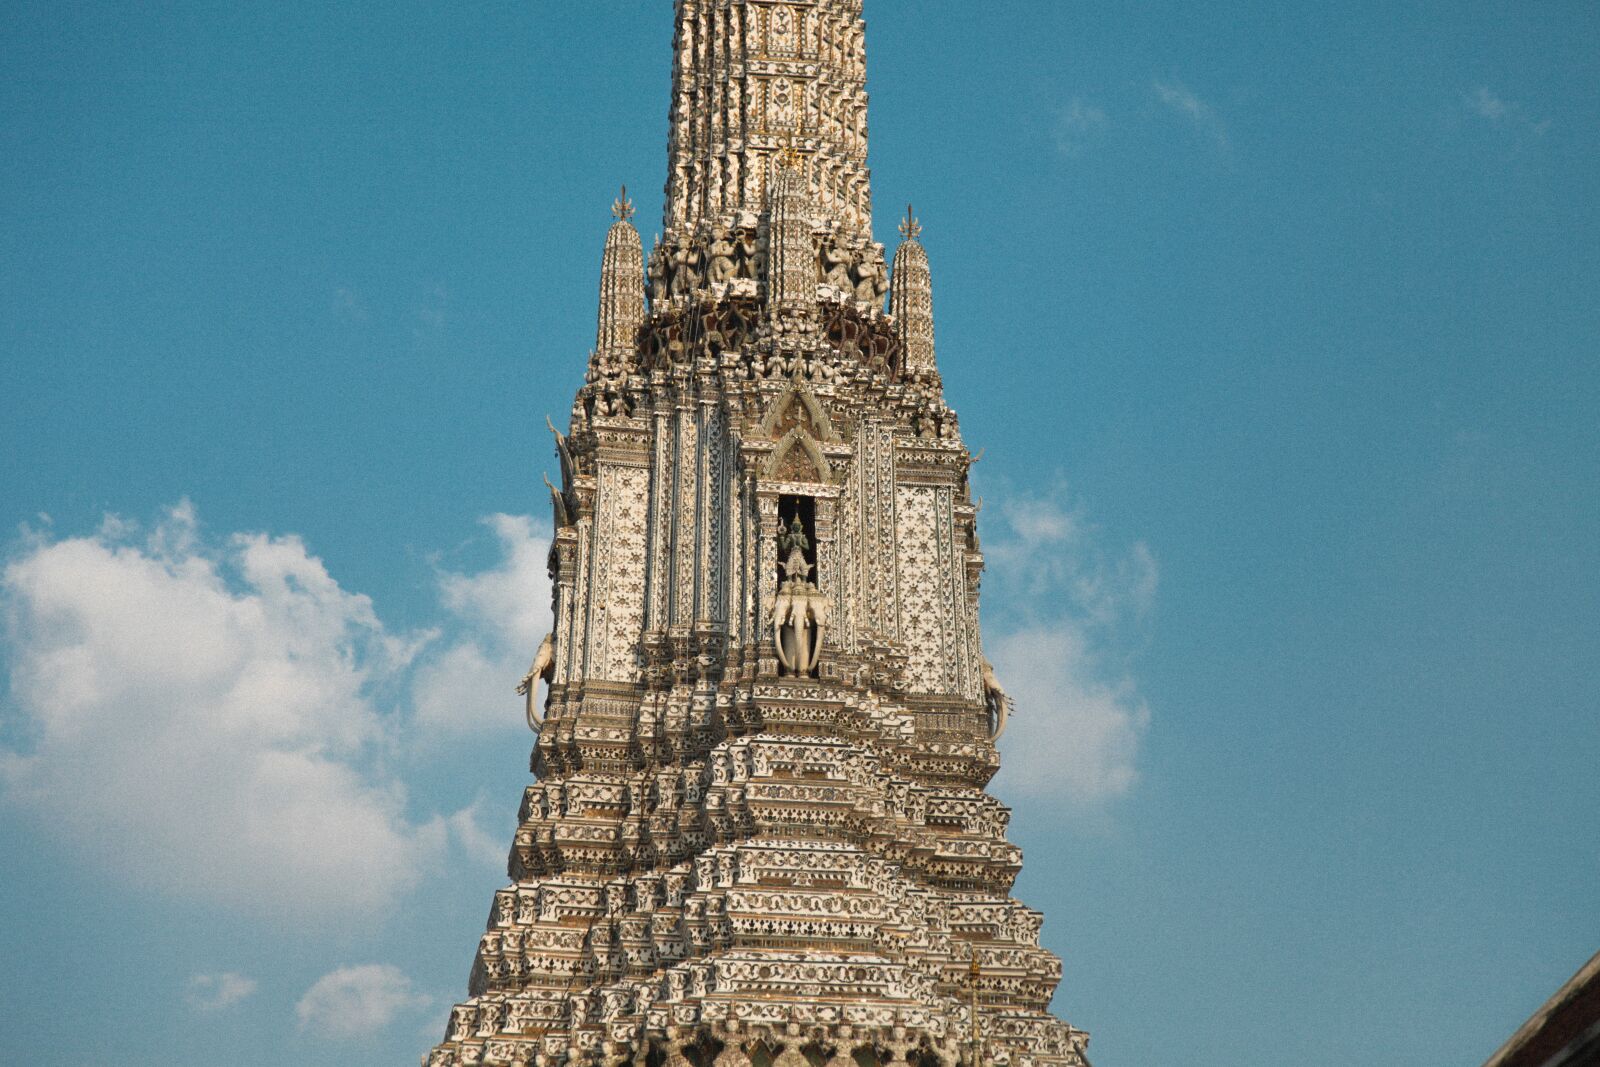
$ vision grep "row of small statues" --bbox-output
[818,228,890,305]
[911,400,961,443]
[742,347,849,384]
[647,226,890,306]
[648,229,761,302]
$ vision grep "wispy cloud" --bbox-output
[296,964,430,1039]
[446,800,510,870]
[1465,86,1550,136]
[412,514,553,735]
[1055,96,1109,157]
[186,972,258,1012]
[0,502,549,918]
[984,482,1157,808]
[1154,77,1229,148]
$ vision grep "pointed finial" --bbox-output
[778,142,802,171]
[899,204,922,241]
[611,185,635,222]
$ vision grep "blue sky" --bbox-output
[2,2,1597,1065]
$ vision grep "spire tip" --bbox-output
[612,185,636,222]
[900,204,922,241]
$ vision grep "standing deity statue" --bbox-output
[779,515,813,584]
[647,243,669,304]
[707,227,738,285]
[819,228,855,289]
[670,236,704,297]
[853,243,889,305]
[735,227,761,280]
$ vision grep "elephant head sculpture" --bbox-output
[774,583,829,677]
[516,632,556,731]
[980,657,1013,742]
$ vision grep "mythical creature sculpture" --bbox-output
[547,416,576,489]
[980,657,1013,741]
[773,517,828,677]
[517,632,556,731]
[543,474,571,528]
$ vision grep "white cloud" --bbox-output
[1465,87,1550,136]
[447,800,510,871]
[985,485,1156,807]
[0,502,544,919]
[1469,86,1510,122]
[296,964,429,1039]
[991,625,1150,806]
[186,971,258,1012]
[1154,77,1229,148]
[1055,96,1109,156]
[412,514,553,734]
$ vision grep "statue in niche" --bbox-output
[707,226,738,285]
[773,514,828,677]
[517,632,556,731]
[779,516,812,583]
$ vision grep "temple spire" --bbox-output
[594,186,645,367]
[664,0,873,234]
[426,10,1091,1067]
[767,156,818,314]
[891,205,937,375]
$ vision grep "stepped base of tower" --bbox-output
[424,683,1089,1067]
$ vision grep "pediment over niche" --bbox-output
[762,426,834,484]
[758,383,838,443]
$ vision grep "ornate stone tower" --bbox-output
[424,4,1091,1067]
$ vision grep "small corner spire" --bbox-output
[612,185,636,222]
[899,204,922,242]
